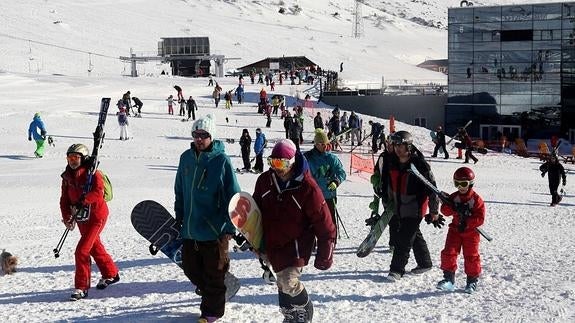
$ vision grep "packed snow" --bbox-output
[1,0,575,322]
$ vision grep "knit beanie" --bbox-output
[270,139,297,159]
[314,128,330,144]
[192,114,216,138]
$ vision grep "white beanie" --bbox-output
[192,114,216,138]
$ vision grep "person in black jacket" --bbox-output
[431,126,449,159]
[186,96,197,121]
[313,112,324,129]
[540,155,567,206]
[239,129,252,171]
[131,97,143,117]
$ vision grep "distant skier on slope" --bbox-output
[540,155,567,206]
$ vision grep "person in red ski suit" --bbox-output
[436,166,485,294]
[59,144,119,301]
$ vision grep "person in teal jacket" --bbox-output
[174,114,240,323]
[28,112,47,158]
[304,128,347,241]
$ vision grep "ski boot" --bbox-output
[436,271,455,291]
[464,276,478,294]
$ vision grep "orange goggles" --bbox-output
[454,180,471,188]
[267,156,295,170]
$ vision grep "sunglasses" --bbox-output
[454,180,470,188]
[192,131,211,139]
[267,157,295,170]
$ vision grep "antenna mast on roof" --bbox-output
[352,0,364,38]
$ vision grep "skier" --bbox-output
[431,126,449,159]
[253,128,266,173]
[304,129,347,241]
[234,85,244,104]
[212,87,221,108]
[283,111,292,139]
[252,139,336,322]
[458,128,477,164]
[348,111,360,146]
[179,97,186,117]
[385,131,439,281]
[186,96,197,121]
[313,112,324,130]
[239,129,252,172]
[174,114,240,322]
[28,112,47,158]
[117,107,129,140]
[224,90,233,109]
[122,91,132,115]
[166,95,174,115]
[368,120,385,153]
[540,155,567,206]
[288,116,303,151]
[131,97,143,117]
[60,144,120,300]
[434,167,486,294]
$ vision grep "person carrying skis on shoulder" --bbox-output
[304,129,346,242]
[60,144,120,301]
[28,112,47,158]
[433,167,485,294]
[384,130,439,281]
[174,114,240,322]
[252,139,336,323]
[540,155,567,206]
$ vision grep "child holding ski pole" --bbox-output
[433,166,485,294]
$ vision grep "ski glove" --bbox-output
[314,239,334,271]
[327,181,338,191]
[425,214,445,229]
[541,172,546,178]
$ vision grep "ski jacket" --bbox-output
[288,119,303,139]
[304,148,346,200]
[540,160,567,186]
[132,97,143,106]
[117,111,128,126]
[252,152,336,272]
[284,115,293,130]
[440,188,485,233]
[436,130,446,145]
[348,114,359,129]
[340,114,348,129]
[186,99,197,111]
[313,115,324,129]
[60,164,108,224]
[328,116,340,135]
[174,140,240,241]
[28,115,47,141]
[387,155,439,218]
[254,132,266,155]
[239,134,252,152]
[371,122,383,136]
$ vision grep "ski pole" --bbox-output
[53,227,70,258]
[332,200,349,239]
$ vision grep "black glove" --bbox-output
[541,172,545,178]
[425,214,445,228]
[28,136,32,141]
[365,214,381,226]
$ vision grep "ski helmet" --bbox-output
[66,143,90,158]
[390,130,413,148]
[453,167,475,185]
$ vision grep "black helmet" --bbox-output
[67,143,89,158]
[390,130,413,147]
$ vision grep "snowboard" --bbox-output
[228,192,276,283]
[130,200,240,300]
[356,198,395,258]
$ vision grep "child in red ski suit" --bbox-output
[437,166,485,294]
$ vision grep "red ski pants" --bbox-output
[75,218,118,290]
[440,227,481,278]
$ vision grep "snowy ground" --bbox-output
[1,73,574,322]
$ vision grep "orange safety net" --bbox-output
[350,153,374,174]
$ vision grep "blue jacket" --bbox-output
[304,148,347,200]
[174,140,240,241]
[254,132,266,155]
[28,116,47,141]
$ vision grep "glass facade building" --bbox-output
[447,2,575,142]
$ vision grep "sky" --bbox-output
[1,1,575,322]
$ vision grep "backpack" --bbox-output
[97,170,113,202]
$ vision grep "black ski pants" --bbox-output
[433,142,449,159]
[254,153,264,172]
[389,216,432,276]
[182,239,229,318]
[241,148,251,170]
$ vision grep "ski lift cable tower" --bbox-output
[352,0,364,38]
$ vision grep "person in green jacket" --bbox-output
[304,128,347,241]
[174,114,240,323]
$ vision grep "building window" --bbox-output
[414,118,427,128]
[501,29,533,41]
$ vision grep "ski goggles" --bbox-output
[267,156,295,170]
[192,131,211,139]
[454,180,471,188]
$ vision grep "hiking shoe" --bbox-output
[70,289,88,301]
[436,279,455,292]
[386,271,401,282]
[410,266,432,274]
[96,273,120,290]
[464,281,477,294]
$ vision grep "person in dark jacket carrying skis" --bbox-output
[540,155,567,206]
[253,139,336,323]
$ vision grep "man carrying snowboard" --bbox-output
[174,114,240,323]
[252,139,336,322]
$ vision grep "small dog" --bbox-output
[1,250,18,275]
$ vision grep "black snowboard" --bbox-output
[131,200,240,300]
